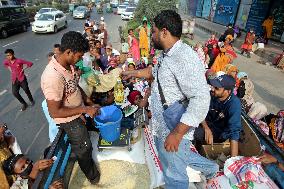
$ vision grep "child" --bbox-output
[241,29,255,58]
[128,62,136,71]
[3,154,62,189]
[203,47,210,69]
[127,89,151,118]
[150,41,155,58]
[188,18,195,40]
[208,44,220,68]
[194,42,206,68]
[108,57,118,68]
[137,57,148,70]
[121,38,130,54]
[47,52,54,62]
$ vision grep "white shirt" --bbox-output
[150,40,210,141]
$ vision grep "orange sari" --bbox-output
[211,53,231,73]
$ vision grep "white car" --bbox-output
[34,8,58,21]
[32,11,67,33]
[73,6,90,19]
[117,4,127,15]
[121,7,135,20]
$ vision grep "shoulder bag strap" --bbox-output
[157,65,168,110]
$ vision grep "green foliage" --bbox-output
[181,35,195,47]
[133,0,178,23]
[123,0,178,40]
[123,19,140,37]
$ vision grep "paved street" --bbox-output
[0,9,125,161]
[0,9,283,163]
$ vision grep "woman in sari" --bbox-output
[224,35,237,61]
[241,29,255,58]
[211,48,231,73]
[223,64,239,94]
[138,20,149,57]
[128,29,140,61]
[262,16,274,44]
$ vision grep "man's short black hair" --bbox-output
[142,20,147,25]
[153,10,182,38]
[60,31,89,53]
[4,49,14,55]
[3,154,24,175]
[54,44,60,48]
[94,40,101,45]
[47,52,55,57]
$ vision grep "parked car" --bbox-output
[0,6,30,38]
[110,0,119,8]
[121,6,135,20]
[123,2,129,6]
[32,11,67,33]
[34,8,58,21]
[73,6,90,19]
[117,4,127,15]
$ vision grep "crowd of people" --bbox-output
[1,8,283,189]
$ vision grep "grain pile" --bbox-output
[69,160,150,189]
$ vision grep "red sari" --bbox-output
[241,32,255,51]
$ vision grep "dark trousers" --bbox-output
[12,77,34,105]
[59,118,99,181]
[193,126,225,152]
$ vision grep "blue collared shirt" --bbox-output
[206,93,242,141]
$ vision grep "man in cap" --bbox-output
[194,74,242,157]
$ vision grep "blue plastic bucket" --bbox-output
[94,107,122,142]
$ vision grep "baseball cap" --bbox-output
[209,74,236,90]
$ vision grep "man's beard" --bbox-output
[153,33,163,50]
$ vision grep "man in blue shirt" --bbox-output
[194,74,242,156]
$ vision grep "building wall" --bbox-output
[183,0,283,40]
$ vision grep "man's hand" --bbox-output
[84,97,95,106]
[144,88,151,98]
[204,127,213,145]
[34,159,54,171]
[164,131,183,152]
[201,121,213,144]
[164,122,191,152]
[258,153,277,165]
[84,105,101,118]
[121,70,134,80]
[49,179,63,189]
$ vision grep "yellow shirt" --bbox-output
[0,141,13,189]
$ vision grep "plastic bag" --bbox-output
[224,156,278,188]
[143,124,164,188]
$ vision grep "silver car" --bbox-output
[73,6,90,19]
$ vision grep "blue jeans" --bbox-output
[155,137,219,189]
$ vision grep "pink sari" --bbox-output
[128,35,140,61]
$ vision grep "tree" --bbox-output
[134,0,178,23]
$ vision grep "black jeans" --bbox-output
[59,118,99,181]
[12,77,34,105]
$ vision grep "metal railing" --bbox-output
[32,129,75,189]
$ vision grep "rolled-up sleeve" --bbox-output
[3,60,9,68]
[19,59,33,67]
[173,50,211,128]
